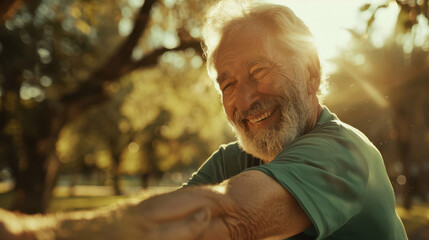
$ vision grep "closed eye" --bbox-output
[221,80,237,92]
[222,82,232,92]
[252,68,263,74]
[251,68,268,79]
[222,83,230,92]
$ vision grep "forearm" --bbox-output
[0,190,215,240]
[0,202,145,240]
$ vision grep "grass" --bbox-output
[0,186,175,212]
[397,203,429,234]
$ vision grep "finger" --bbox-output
[150,207,212,240]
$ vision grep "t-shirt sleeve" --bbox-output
[247,133,369,239]
[183,143,245,187]
[183,149,227,186]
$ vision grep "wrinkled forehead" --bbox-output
[214,20,278,70]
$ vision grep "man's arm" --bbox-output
[0,170,310,240]
[137,170,312,239]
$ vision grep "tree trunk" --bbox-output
[68,171,78,197]
[111,153,122,195]
[11,141,60,214]
[8,93,65,213]
[141,172,149,189]
[394,107,414,209]
[112,173,122,195]
[398,139,412,209]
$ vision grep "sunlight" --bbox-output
[119,18,133,36]
[368,1,399,48]
[128,142,140,153]
[264,0,397,73]
[281,0,360,58]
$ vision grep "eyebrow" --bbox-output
[216,57,274,84]
[246,57,273,69]
[216,72,229,86]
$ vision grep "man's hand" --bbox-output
[133,187,232,240]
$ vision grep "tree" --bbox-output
[326,0,429,209]
[0,0,210,214]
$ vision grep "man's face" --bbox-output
[215,22,311,162]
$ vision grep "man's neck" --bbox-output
[302,102,322,135]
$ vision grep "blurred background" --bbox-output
[0,0,428,238]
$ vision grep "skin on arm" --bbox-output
[136,169,312,240]
[220,170,311,239]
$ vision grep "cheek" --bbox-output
[259,74,289,96]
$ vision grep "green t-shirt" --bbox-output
[185,107,407,240]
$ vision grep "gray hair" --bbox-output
[202,0,326,98]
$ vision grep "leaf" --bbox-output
[344,28,362,40]
[359,3,371,12]
[365,4,388,34]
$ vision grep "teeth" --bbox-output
[248,110,273,123]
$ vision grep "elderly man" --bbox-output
[173,1,406,239]
[1,1,407,240]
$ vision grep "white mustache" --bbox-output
[233,97,284,126]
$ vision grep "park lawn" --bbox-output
[397,203,429,234]
[0,187,175,212]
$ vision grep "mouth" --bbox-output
[247,108,277,124]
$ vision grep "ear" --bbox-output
[307,76,319,95]
[306,60,320,95]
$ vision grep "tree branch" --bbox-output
[59,0,204,125]
[0,0,28,25]
[60,0,159,106]
[91,0,158,80]
[60,40,202,111]
[128,41,203,73]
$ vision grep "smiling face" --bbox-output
[215,21,313,162]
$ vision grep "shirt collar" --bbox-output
[315,105,338,127]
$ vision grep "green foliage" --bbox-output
[0,0,221,213]
[326,0,429,208]
[57,52,233,175]
[123,52,232,173]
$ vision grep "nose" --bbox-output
[235,77,259,112]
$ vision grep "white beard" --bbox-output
[228,78,311,162]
